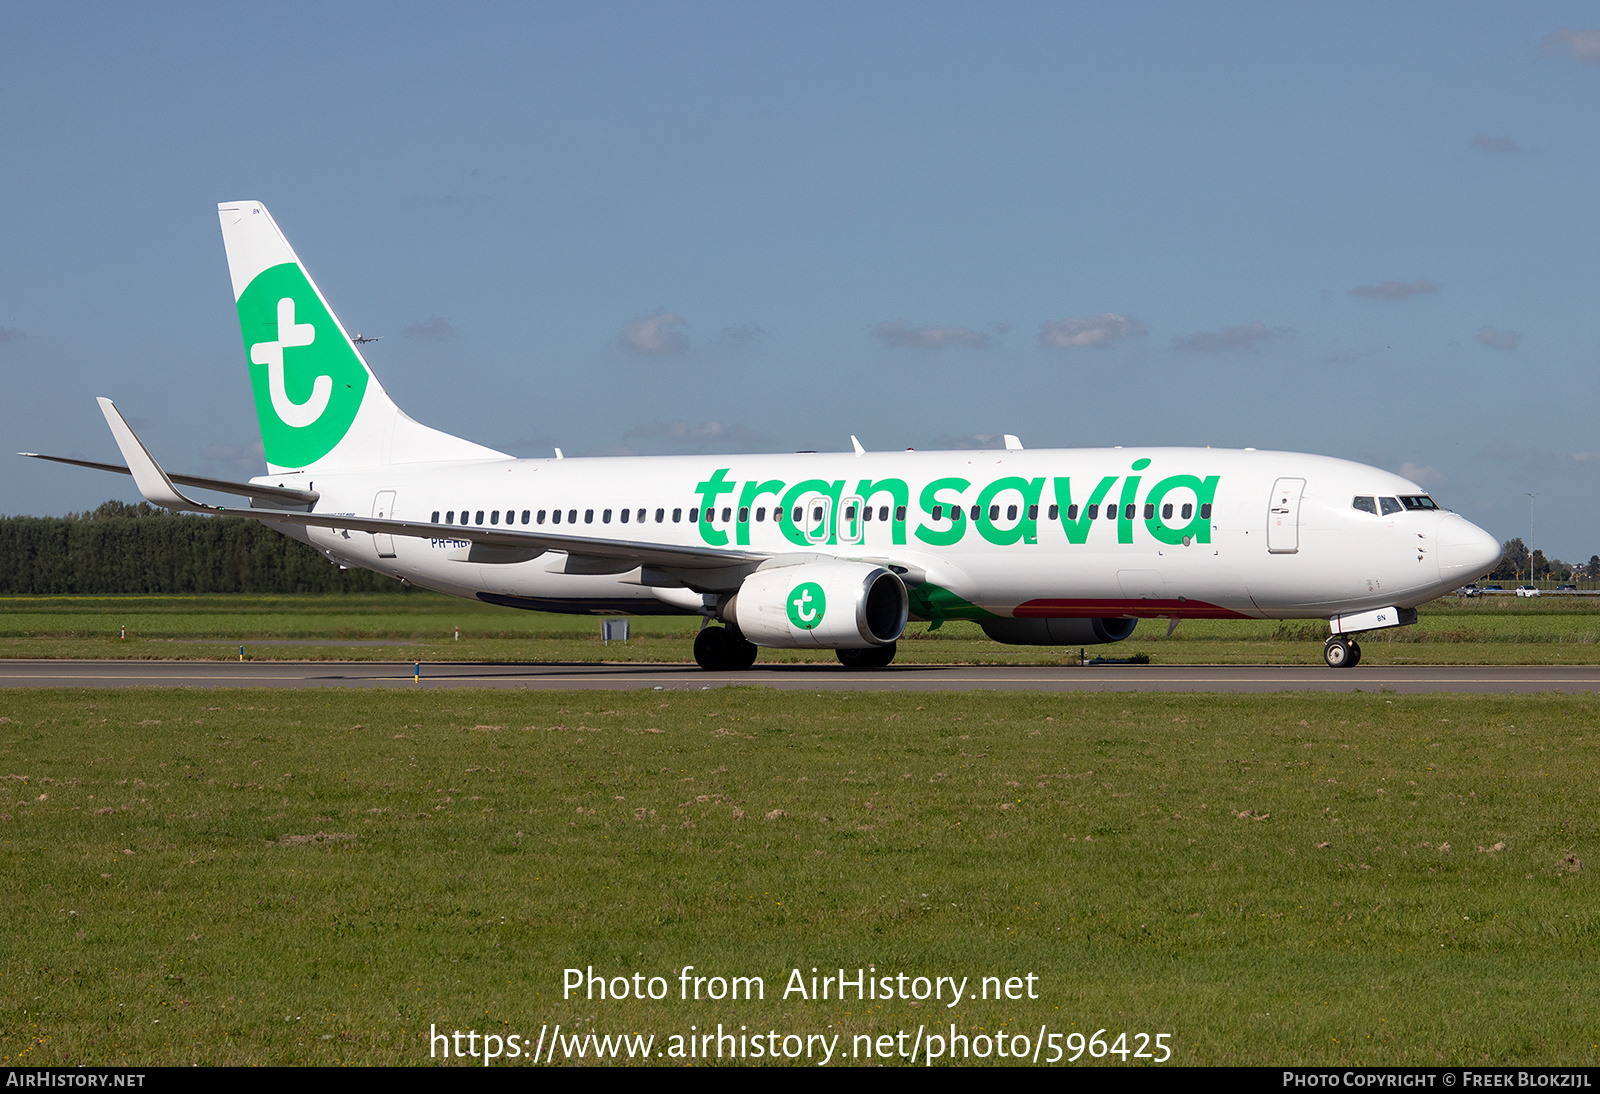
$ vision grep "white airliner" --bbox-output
[28,202,1503,670]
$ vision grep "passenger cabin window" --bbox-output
[756,507,766,522]
[585,509,594,524]
[657,508,666,523]
[603,509,612,523]
[1199,503,1211,519]
[1028,504,1038,520]
[739,507,750,523]
[1379,497,1402,516]
[1047,505,1059,520]
[537,510,546,524]
[931,505,943,520]
[490,511,499,525]
[522,510,530,524]
[445,511,454,524]
[1161,503,1172,519]
[620,509,629,523]
[475,510,485,525]
[568,509,577,523]
[551,509,561,524]
[1067,505,1078,520]
[1352,496,1377,515]
[673,508,683,523]
[1181,503,1192,519]
[1087,505,1099,519]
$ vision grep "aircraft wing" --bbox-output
[19,452,320,508]
[91,397,769,575]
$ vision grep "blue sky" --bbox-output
[4,3,1599,559]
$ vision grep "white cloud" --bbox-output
[199,440,266,477]
[622,420,768,453]
[1349,279,1439,300]
[1037,313,1147,349]
[1399,463,1448,489]
[1541,27,1600,64]
[1475,327,1521,351]
[927,433,1009,450]
[1470,133,1526,155]
[619,311,690,357]
[872,319,994,350]
[1172,321,1286,354]
[404,315,456,339]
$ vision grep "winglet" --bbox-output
[96,398,202,511]
[850,435,865,456]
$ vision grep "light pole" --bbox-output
[1528,492,1538,586]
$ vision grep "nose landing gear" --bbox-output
[1323,635,1362,669]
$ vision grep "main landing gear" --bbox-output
[836,642,897,669]
[693,625,759,671]
[1323,635,1362,669]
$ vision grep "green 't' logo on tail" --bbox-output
[237,262,368,467]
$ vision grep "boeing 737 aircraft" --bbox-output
[27,202,1503,670]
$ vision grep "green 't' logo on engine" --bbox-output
[787,582,826,629]
[237,262,368,468]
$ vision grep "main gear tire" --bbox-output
[836,642,897,669]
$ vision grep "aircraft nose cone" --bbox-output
[1437,515,1502,582]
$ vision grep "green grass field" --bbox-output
[3,687,1596,1066]
[3,591,1600,666]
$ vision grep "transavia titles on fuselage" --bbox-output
[27,202,1502,670]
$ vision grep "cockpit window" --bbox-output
[1400,495,1439,511]
[1379,497,1402,516]
[1352,496,1377,515]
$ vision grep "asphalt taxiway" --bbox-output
[0,659,1596,693]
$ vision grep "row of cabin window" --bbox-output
[927,502,1207,522]
[428,500,1211,528]
[428,505,911,527]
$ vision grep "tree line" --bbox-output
[1489,538,1599,583]
[0,501,395,594]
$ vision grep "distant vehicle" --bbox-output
[1516,585,1541,598]
[1557,583,1578,592]
[1484,585,1504,592]
[1454,584,1481,598]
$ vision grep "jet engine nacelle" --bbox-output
[980,616,1137,646]
[730,562,908,648]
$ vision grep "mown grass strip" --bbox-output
[2,688,1595,1065]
